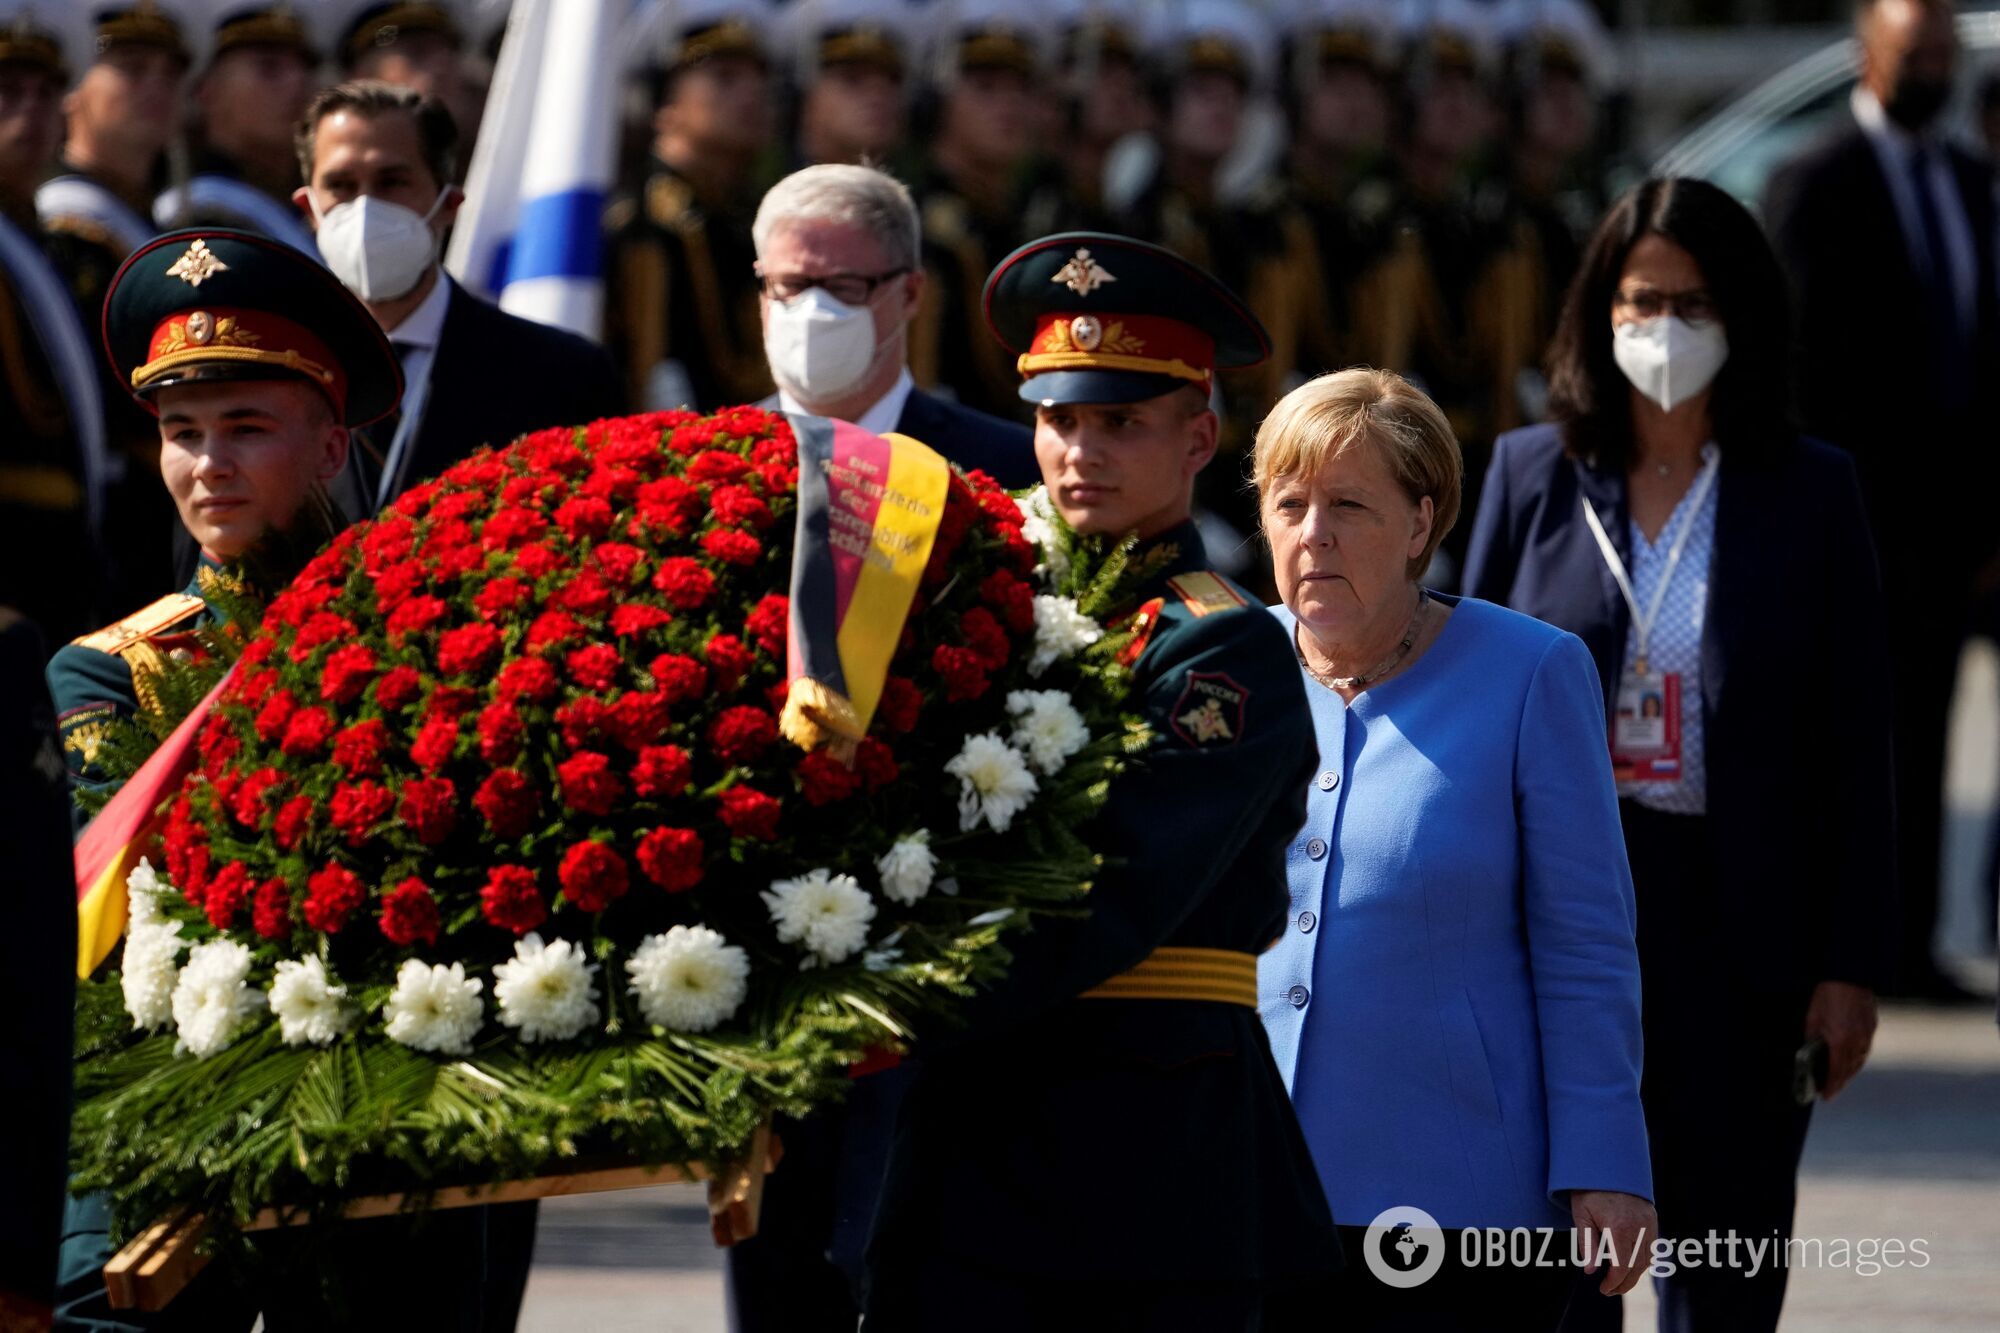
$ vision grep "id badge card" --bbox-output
[1611,668,1681,782]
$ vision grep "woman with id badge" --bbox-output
[1464,178,1896,1333]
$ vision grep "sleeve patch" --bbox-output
[1170,671,1249,747]
[1164,572,1247,617]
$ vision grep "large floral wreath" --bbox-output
[72,405,1151,1238]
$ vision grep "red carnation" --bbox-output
[797,749,862,806]
[513,542,564,579]
[231,767,284,827]
[252,877,291,940]
[554,494,615,541]
[708,484,773,530]
[558,841,630,912]
[593,542,646,584]
[330,780,394,843]
[294,612,358,654]
[482,505,549,551]
[855,736,899,791]
[474,576,531,620]
[687,448,752,484]
[582,465,642,502]
[607,691,671,750]
[477,703,526,763]
[631,743,692,798]
[481,864,548,935]
[931,644,990,702]
[320,644,378,704]
[717,785,782,841]
[475,768,541,838]
[333,718,390,776]
[204,862,252,929]
[273,796,315,851]
[876,675,922,733]
[199,727,241,779]
[701,527,762,566]
[636,826,704,891]
[496,656,559,703]
[280,706,336,757]
[431,685,481,717]
[556,696,609,749]
[375,665,424,711]
[566,642,624,690]
[708,705,778,765]
[652,557,716,610]
[553,571,614,617]
[979,570,1036,634]
[558,751,624,815]
[960,606,1012,671]
[254,688,297,742]
[304,863,368,934]
[745,594,789,656]
[610,602,673,638]
[233,666,277,709]
[372,560,426,610]
[387,595,448,643]
[704,633,755,689]
[379,876,441,946]
[649,653,707,703]
[525,609,584,652]
[399,776,458,845]
[411,711,460,772]
[437,622,503,676]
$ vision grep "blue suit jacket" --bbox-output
[1462,423,1898,993]
[1258,597,1651,1229]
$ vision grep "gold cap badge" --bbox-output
[1051,248,1116,295]
[165,239,228,288]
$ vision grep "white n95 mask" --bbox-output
[312,192,446,303]
[1611,316,1729,413]
[764,286,882,402]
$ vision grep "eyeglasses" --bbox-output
[1614,287,1721,327]
[758,268,909,306]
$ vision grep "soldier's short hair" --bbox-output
[752,164,920,274]
[1252,368,1463,580]
[295,80,460,191]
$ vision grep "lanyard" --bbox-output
[1580,456,1718,673]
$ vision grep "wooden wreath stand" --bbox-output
[102,1121,775,1312]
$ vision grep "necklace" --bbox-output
[1297,590,1429,691]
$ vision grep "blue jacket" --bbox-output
[1462,423,1897,993]
[1258,596,1651,1230]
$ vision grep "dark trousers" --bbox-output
[1322,1224,1571,1333]
[1560,805,1814,1333]
[864,1245,1278,1333]
[726,1063,912,1332]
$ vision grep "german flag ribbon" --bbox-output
[780,415,949,753]
[73,674,229,978]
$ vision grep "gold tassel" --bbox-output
[779,677,864,761]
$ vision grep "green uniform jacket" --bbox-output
[867,521,1343,1286]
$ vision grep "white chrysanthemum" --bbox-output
[1014,487,1069,583]
[876,832,937,905]
[945,732,1039,832]
[626,926,750,1032]
[170,938,262,1058]
[492,933,601,1043]
[762,869,877,963]
[1028,595,1102,675]
[267,957,355,1047]
[382,959,484,1054]
[1006,689,1091,774]
[121,919,185,1031]
[126,856,169,926]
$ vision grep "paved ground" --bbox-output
[519,1002,1999,1332]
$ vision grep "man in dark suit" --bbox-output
[725,161,1033,1333]
[293,80,622,520]
[1764,0,2000,1000]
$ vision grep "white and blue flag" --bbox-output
[445,0,630,339]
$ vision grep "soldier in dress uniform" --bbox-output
[604,0,776,412]
[863,232,1343,1330]
[38,2,191,263]
[781,0,914,168]
[1278,0,1422,378]
[331,0,479,146]
[0,2,113,644]
[905,0,1047,421]
[1017,0,1156,238]
[154,1,322,252]
[1110,1,1324,563]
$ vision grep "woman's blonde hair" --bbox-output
[1252,368,1463,579]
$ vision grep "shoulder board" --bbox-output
[71,592,204,657]
[42,214,117,250]
[1164,572,1248,618]
[647,175,696,231]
